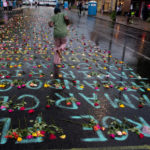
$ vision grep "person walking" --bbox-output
[35,0,38,8]
[48,7,69,65]
[78,2,83,16]
[8,0,13,11]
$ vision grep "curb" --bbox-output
[94,15,150,33]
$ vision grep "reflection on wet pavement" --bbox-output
[69,11,150,80]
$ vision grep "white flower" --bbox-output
[116,131,122,136]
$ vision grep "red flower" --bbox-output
[14,134,19,139]
[62,85,65,89]
[138,104,143,108]
[29,74,32,77]
[46,105,50,108]
[49,134,56,140]
[28,109,35,114]
[40,131,46,135]
[66,102,72,106]
[5,135,9,138]
[20,107,25,111]
[6,75,10,79]
[94,103,99,106]
[139,133,144,139]
[93,125,99,131]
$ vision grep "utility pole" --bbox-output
[114,0,118,21]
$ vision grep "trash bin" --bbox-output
[88,1,97,16]
[64,1,68,9]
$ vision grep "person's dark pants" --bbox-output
[79,8,82,15]
[9,6,12,11]
[4,7,7,11]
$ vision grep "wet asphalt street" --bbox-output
[0,6,150,150]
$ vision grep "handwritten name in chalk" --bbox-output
[0,94,40,111]
[70,115,150,142]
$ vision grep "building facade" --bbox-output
[96,0,150,19]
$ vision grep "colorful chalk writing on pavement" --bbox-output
[0,7,150,149]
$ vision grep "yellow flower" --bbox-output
[38,65,41,68]
[71,66,75,68]
[29,48,31,50]
[36,131,41,134]
[44,84,48,88]
[9,65,13,68]
[104,84,109,88]
[32,132,37,137]
[119,104,125,108]
[80,85,84,89]
[58,74,62,78]
[147,88,150,91]
[59,134,66,139]
[18,64,22,67]
[17,137,22,142]
[109,55,112,58]
[120,61,124,64]
[122,131,127,135]
[103,67,107,70]
[57,65,61,68]
[1,85,6,88]
[119,87,124,91]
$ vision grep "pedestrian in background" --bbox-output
[8,1,13,11]
[78,1,83,16]
[3,1,8,11]
[48,7,69,65]
[35,0,38,7]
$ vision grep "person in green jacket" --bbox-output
[49,8,69,64]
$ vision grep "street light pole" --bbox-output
[114,0,118,21]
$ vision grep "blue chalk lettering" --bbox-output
[60,71,76,79]
[71,115,107,142]
[0,79,12,92]
[102,116,128,141]
[55,93,78,109]
[79,93,100,108]
[0,118,11,144]
[17,94,40,110]
[83,80,100,91]
[0,96,9,111]
[16,116,43,144]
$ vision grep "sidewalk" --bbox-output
[96,13,150,32]
[70,9,150,32]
